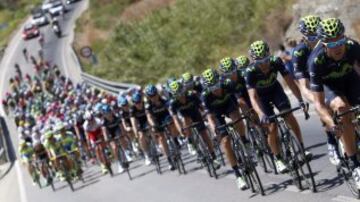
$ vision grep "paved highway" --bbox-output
[0,1,359,202]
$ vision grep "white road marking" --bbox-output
[15,161,28,202]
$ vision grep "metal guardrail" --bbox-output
[0,116,8,164]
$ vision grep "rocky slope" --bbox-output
[285,0,360,40]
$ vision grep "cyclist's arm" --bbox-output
[248,88,265,118]
[101,126,109,141]
[146,111,156,128]
[313,91,334,128]
[298,78,314,102]
[283,75,303,102]
[130,117,139,137]
[171,114,183,133]
[121,119,131,131]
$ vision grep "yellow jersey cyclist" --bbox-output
[245,40,311,173]
[168,80,221,168]
[19,140,37,185]
[44,130,75,181]
[292,15,340,166]
[308,18,360,188]
[54,122,82,176]
[200,68,249,190]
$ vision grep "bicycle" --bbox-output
[51,153,74,192]
[67,149,85,183]
[143,127,162,175]
[243,111,277,174]
[113,136,132,180]
[269,105,317,192]
[217,117,265,195]
[34,157,55,191]
[333,105,360,198]
[157,122,186,175]
[183,122,217,179]
[94,139,114,177]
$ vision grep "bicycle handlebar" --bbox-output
[333,105,360,125]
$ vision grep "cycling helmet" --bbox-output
[132,92,142,103]
[249,40,270,60]
[235,56,250,68]
[84,111,94,120]
[181,72,193,83]
[219,57,236,73]
[299,15,321,36]
[144,84,158,97]
[317,18,345,40]
[202,68,219,86]
[101,104,111,114]
[118,96,128,107]
[169,80,184,95]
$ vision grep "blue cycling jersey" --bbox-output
[308,39,360,92]
[292,42,314,80]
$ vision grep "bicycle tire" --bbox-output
[288,133,317,192]
[238,139,264,195]
[256,128,277,174]
[196,132,215,178]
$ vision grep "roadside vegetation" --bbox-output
[0,0,42,47]
[77,0,293,85]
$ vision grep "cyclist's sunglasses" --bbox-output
[254,56,270,65]
[323,37,347,49]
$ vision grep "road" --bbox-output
[0,1,359,202]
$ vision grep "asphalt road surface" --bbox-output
[0,1,359,202]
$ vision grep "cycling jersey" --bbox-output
[19,144,34,162]
[83,118,103,145]
[309,39,360,105]
[57,131,77,152]
[245,57,291,118]
[102,115,122,138]
[224,70,252,107]
[169,92,205,130]
[292,42,313,79]
[45,140,66,158]
[145,97,172,126]
[200,81,237,115]
[245,56,289,94]
[129,104,148,131]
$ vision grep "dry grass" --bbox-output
[121,0,175,22]
[353,20,360,40]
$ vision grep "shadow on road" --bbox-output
[315,174,344,193]
[306,142,327,150]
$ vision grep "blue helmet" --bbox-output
[144,84,157,97]
[117,96,128,107]
[101,104,111,114]
[131,92,142,103]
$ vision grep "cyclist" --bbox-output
[308,17,360,188]
[130,92,152,166]
[19,140,37,185]
[43,131,73,181]
[83,111,109,174]
[235,56,250,75]
[73,111,91,160]
[245,40,311,173]
[200,68,248,190]
[293,15,340,166]
[168,80,221,168]
[22,48,28,62]
[144,84,177,171]
[180,72,203,94]
[101,105,128,173]
[219,57,253,114]
[32,127,52,185]
[118,95,140,155]
[55,122,81,177]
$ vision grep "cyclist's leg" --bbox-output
[154,131,170,157]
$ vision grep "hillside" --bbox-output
[75,0,294,85]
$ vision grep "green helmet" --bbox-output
[202,68,219,86]
[181,72,193,83]
[235,56,250,68]
[44,131,54,139]
[317,18,345,40]
[249,40,270,60]
[219,57,236,73]
[299,15,321,36]
[169,80,184,95]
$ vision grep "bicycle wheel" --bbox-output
[338,141,360,198]
[239,140,265,195]
[253,127,277,174]
[288,133,317,192]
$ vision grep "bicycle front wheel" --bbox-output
[289,133,317,192]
